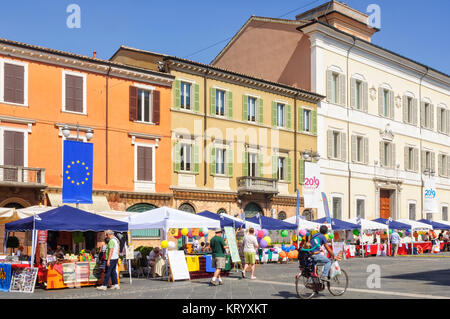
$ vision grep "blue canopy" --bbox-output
[313,217,359,230]
[247,215,297,230]
[417,219,450,230]
[372,218,411,230]
[197,211,245,229]
[5,205,128,232]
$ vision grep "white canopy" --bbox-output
[122,206,220,232]
[435,220,450,227]
[347,218,389,231]
[397,219,433,230]
[222,214,261,230]
[284,216,322,230]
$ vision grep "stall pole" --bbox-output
[3,231,9,254]
[127,216,132,285]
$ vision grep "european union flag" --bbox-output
[62,140,93,204]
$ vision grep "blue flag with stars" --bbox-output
[62,140,93,204]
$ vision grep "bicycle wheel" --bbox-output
[327,269,348,296]
[295,272,316,299]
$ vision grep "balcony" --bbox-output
[237,176,278,195]
[0,165,46,188]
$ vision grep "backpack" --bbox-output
[298,233,322,268]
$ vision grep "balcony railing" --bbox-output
[237,176,278,195]
[0,165,46,187]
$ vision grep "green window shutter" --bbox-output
[299,159,305,184]
[242,95,248,121]
[227,148,233,177]
[287,157,292,183]
[258,153,264,177]
[226,91,233,119]
[210,146,216,176]
[243,151,248,176]
[298,108,304,131]
[272,156,278,179]
[131,229,160,238]
[193,144,200,174]
[258,98,264,124]
[173,142,181,172]
[272,101,277,127]
[311,110,317,135]
[174,80,181,109]
[210,87,216,116]
[286,104,292,129]
[193,83,200,113]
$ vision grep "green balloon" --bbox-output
[353,229,359,236]
[389,229,393,234]
[281,230,288,237]
[328,233,334,239]
[398,232,403,237]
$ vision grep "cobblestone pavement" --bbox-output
[2,253,450,299]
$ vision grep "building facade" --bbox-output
[111,47,323,221]
[211,1,450,221]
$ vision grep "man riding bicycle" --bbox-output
[300,225,335,281]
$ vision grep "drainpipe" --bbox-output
[105,66,111,185]
[346,36,356,219]
[204,68,210,186]
[419,67,429,220]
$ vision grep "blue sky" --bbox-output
[0,0,449,75]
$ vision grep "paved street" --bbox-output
[2,253,450,299]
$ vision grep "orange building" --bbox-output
[0,38,174,213]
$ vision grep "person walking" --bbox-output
[390,230,400,257]
[97,230,120,290]
[209,228,228,286]
[242,228,258,279]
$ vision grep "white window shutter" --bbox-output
[447,156,450,176]
[341,132,347,161]
[350,78,356,108]
[364,137,369,164]
[339,74,346,106]
[389,90,395,119]
[326,70,333,103]
[431,152,435,172]
[437,107,442,132]
[362,81,368,112]
[327,129,333,159]
[413,98,418,125]
[351,135,356,162]
[390,143,396,168]
[380,141,385,167]
[414,148,419,172]
[430,104,434,130]
[378,88,383,116]
[421,150,426,173]
[403,96,408,123]
[404,146,409,171]
[420,102,425,127]
[438,154,442,176]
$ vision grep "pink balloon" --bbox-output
[257,230,264,238]
[259,239,268,248]
[299,229,307,236]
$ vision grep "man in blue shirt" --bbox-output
[302,225,335,281]
[390,230,401,256]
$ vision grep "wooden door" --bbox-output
[380,189,390,219]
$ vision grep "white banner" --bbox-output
[423,178,438,213]
[303,162,322,209]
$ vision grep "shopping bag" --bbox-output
[329,261,341,279]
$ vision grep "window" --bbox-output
[137,89,153,123]
[351,135,368,164]
[277,157,286,181]
[438,107,448,134]
[355,80,362,109]
[333,132,340,159]
[3,130,25,181]
[442,206,448,221]
[215,148,226,175]
[136,146,153,182]
[248,96,257,122]
[277,103,285,127]
[216,89,225,116]
[332,197,342,220]
[403,96,416,124]
[421,150,435,173]
[179,203,196,214]
[331,73,339,104]
[278,211,287,220]
[405,147,418,172]
[303,109,311,132]
[379,86,393,119]
[180,81,191,110]
[409,203,416,220]
[438,154,449,177]
[380,141,395,168]
[356,136,363,162]
[426,213,433,221]
[248,153,257,177]
[63,71,85,114]
[328,130,346,161]
[3,62,26,105]
[382,89,389,117]
[180,143,192,172]
[421,101,434,130]
[356,199,365,219]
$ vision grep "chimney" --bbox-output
[93,50,97,59]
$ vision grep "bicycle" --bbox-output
[295,257,348,299]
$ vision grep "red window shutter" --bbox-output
[129,86,138,121]
[146,147,153,181]
[73,75,83,113]
[153,90,160,125]
[4,63,24,104]
[137,146,145,181]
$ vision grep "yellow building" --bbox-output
[111,47,323,220]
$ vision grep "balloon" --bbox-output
[291,235,297,242]
[299,229,307,236]
[181,228,189,236]
[292,250,298,259]
[187,231,193,238]
[280,230,288,237]
[279,251,286,258]
[325,234,329,240]
[399,232,403,237]
[311,230,318,235]
[199,228,203,233]
[389,229,393,234]
[263,236,271,246]
[288,251,295,259]
[199,232,204,237]
[353,229,359,236]
[413,232,418,238]
[328,233,334,240]
[290,245,295,251]
[257,230,265,238]
[305,232,310,237]
[262,229,269,237]
[161,240,169,249]
[168,241,176,249]
[259,239,268,248]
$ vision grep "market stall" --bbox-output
[247,215,297,230]
[122,206,221,281]
[197,211,245,229]
[284,216,322,231]
[396,219,433,254]
[221,214,261,230]
[346,218,389,257]
[4,205,128,290]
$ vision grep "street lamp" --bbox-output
[423,168,435,177]
[302,149,320,162]
[61,124,94,141]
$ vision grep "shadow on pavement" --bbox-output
[271,290,298,299]
[384,269,450,286]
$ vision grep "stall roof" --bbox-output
[284,216,322,230]
[314,217,359,230]
[372,218,411,230]
[396,219,433,230]
[220,214,261,230]
[5,205,128,232]
[123,206,220,231]
[347,218,389,231]
[198,211,245,229]
[247,215,297,230]
[417,219,450,230]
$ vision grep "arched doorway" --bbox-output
[126,203,159,238]
[244,202,263,219]
[217,208,227,215]
[3,202,25,209]
[178,203,196,214]
[302,209,313,221]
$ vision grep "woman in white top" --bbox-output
[242,228,259,279]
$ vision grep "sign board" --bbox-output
[10,267,38,293]
[0,263,12,292]
[423,178,438,213]
[303,162,322,208]
[62,263,76,284]
[322,192,332,225]
[224,226,241,263]
[126,245,134,260]
[38,231,47,244]
[167,250,190,282]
